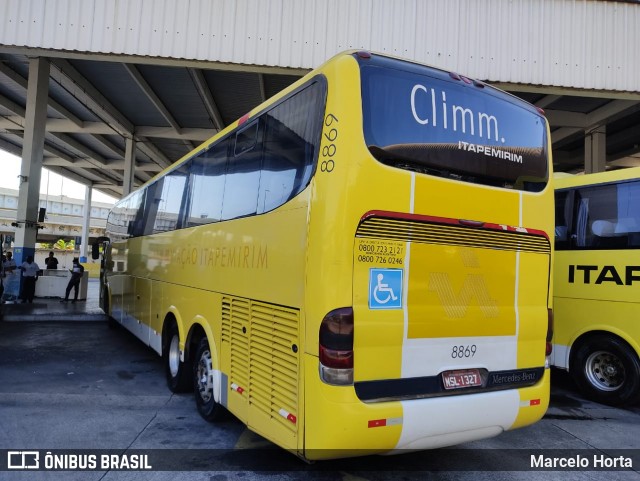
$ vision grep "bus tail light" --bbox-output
[319,307,354,385]
[546,308,554,358]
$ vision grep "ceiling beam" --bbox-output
[0,136,22,157]
[534,95,561,109]
[0,60,131,184]
[48,100,83,128]
[49,62,146,187]
[50,133,109,166]
[258,73,267,102]
[0,93,26,117]
[42,142,75,163]
[6,59,182,182]
[134,126,212,141]
[188,67,224,131]
[50,59,134,136]
[498,82,640,101]
[0,62,83,128]
[136,137,172,170]
[43,157,160,173]
[91,135,125,158]
[0,116,26,130]
[0,118,212,140]
[544,110,586,128]
[548,99,640,146]
[551,127,583,145]
[124,63,194,151]
[4,130,75,163]
[586,100,640,129]
[43,165,93,186]
[608,156,640,168]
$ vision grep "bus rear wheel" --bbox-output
[570,335,640,406]
[194,337,225,422]
[162,322,192,393]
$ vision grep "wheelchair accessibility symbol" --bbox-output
[369,268,403,309]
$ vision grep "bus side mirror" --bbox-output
[92,236,110,260]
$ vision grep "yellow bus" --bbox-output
[553,168,640,406]
[96,51,554,460]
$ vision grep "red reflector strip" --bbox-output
[278,408,297,424]
[531,399,541,406]
[520,399,541,407]
[368,417,403,428]
[230,383,244,394]
[368,419,387,428]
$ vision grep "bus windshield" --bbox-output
[361,62,548,191]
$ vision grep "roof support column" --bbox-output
[14,57,50,271]
[584,126,607,174]
[123,137,136,196]
[81,185,92,261]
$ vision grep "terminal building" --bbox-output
[0,186,110,243]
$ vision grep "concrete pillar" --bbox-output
[14,57,49,273]
[123,137,136,196]
[584,126,607,174]
[81,185,92,261]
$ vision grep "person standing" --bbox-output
[3,251,18,302]
[19,255,40,303]
[44,251,59,269]
[61,257,84,303]
[3,251,16,274]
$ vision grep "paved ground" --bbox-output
[1,278,106,322]
[0,289,639,480]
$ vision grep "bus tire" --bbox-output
[194,336,225,422]
[163,322,192,393]
[570,335,640,406]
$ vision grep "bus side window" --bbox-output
[222,120,263,220]
[618,180,640,247]
[554,190,572,250]
[124,191,143,238]
[153,164,189,233]
[187,142,227,227]
[140,181,162,235]
[258,82,324,214]
[572,183,626,249]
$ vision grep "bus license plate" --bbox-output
[442,369,482,390]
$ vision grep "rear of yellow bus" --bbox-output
[303,52,553,459]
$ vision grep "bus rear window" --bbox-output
[361,64,548,191]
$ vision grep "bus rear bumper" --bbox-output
[303,357,549,459]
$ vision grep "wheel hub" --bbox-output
[168,335,180,377]
[585,350,625,392]
[196,349,213,403]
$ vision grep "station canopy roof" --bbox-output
[1,50,639,201]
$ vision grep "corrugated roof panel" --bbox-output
[68,59,167,127]
[0,0,639,92]
[66,133,119,160]
[204,70,263,124]
[263,74,300,99]
[48,79,102,122]
[148,137,190,163]
[136,64,211,129]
